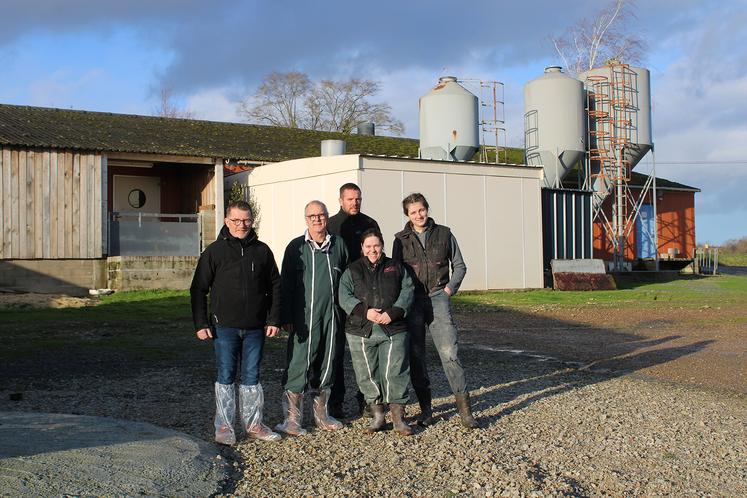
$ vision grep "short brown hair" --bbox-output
[339,182,361,197]
[402,193,429,215]
[226,200,253,218]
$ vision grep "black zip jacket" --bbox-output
[190,225,281,331]
[327,209,380,263]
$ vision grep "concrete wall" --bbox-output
[0,259,106,295]
[247,154,544,290]
[106,256,198,291]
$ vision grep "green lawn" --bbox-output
[452,274,747,310]
[0,289,191,323]
[719,251,747,267]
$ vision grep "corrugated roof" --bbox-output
[0,103,421,161]
[562,168,699,192]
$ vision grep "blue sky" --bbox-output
[2,0,745,245]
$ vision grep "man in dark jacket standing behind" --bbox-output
[191,200,282,445]
[392,193,479,429]
[327,183,380,418]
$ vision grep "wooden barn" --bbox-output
[0,104,418,294]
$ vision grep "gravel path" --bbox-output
[224,346,746,497]
[2,330,745,496]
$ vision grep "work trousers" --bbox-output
[408,290,467,395]
[347,327,409,405]
[282,319,338,394]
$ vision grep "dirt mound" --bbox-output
[0,292,97,309]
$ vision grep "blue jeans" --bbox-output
[407,290,467,395]
[214,326,265,386]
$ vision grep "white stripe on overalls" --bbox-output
[320,252,336,387]
[306,244,315,389]
[361,336,381,398]
[384,335,394,402]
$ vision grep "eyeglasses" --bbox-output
[228,218,253,226]
[305,214,327,221]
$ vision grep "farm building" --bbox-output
[0,101,699,294]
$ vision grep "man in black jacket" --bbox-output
[327,183,380,418]
[191,200,282,445]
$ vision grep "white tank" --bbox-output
[419,76,479,161]
[579,64,652,169]
[523,66,586,188]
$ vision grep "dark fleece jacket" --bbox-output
[190,225,281,331]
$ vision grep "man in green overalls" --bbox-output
[276,200,349,435]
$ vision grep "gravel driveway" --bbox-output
[2,330,744,497]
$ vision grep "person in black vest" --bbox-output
[190,201,282,445]
[392,193,479,429]
[327,183,380,418]
[338,229,415,436]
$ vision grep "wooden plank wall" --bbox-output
[0,147,105,259]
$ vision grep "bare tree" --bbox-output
[551,0,646,75]
[154,88,196,119]
[306,79,404,135]
[238,71,312,128]
[239,71,404,136]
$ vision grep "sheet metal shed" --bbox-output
[247,154,545,290]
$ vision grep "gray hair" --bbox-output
[304,200,328,215]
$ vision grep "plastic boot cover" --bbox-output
[313,389,344,430]
[214,382,237,445]
[274,390,308,436]
[239,383,281,442]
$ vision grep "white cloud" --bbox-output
[184,87,242,123]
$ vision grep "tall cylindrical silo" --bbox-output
[419,76,479,161]
[579,64,652,169]
[523,66,586,188]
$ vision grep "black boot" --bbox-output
[328,402,345,420]
[362,404,386,434]
[454,392,479,429]
[356,391,371,418]
[415,388,435,427]
[389,403,413,436]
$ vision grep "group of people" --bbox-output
[190,183,479,445]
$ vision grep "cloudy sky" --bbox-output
[1,0,745,244]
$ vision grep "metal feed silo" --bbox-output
[419,76,479,161]
[523,66,586,188]
[578,64,652,170]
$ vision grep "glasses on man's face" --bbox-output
[306,214,327,221]
[228,218,253,226]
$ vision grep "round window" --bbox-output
[128,189,147,209]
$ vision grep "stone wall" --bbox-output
[107,256,199,291]
[0,259,106,296]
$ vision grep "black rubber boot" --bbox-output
[389,403,413,436]
[328,402,345,420]
[454,392,479,429]
[415,388,435,427]
[356,391,371,418]
[362,404,386,434]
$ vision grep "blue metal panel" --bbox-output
[637,204,656,259]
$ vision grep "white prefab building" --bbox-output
[247,154,545,290]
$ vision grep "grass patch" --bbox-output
[0,289,191,324]
[719,252,747,267]
[453,275,747,310]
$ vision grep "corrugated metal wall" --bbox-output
[0,147,106,259]
[542,188,593,271]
